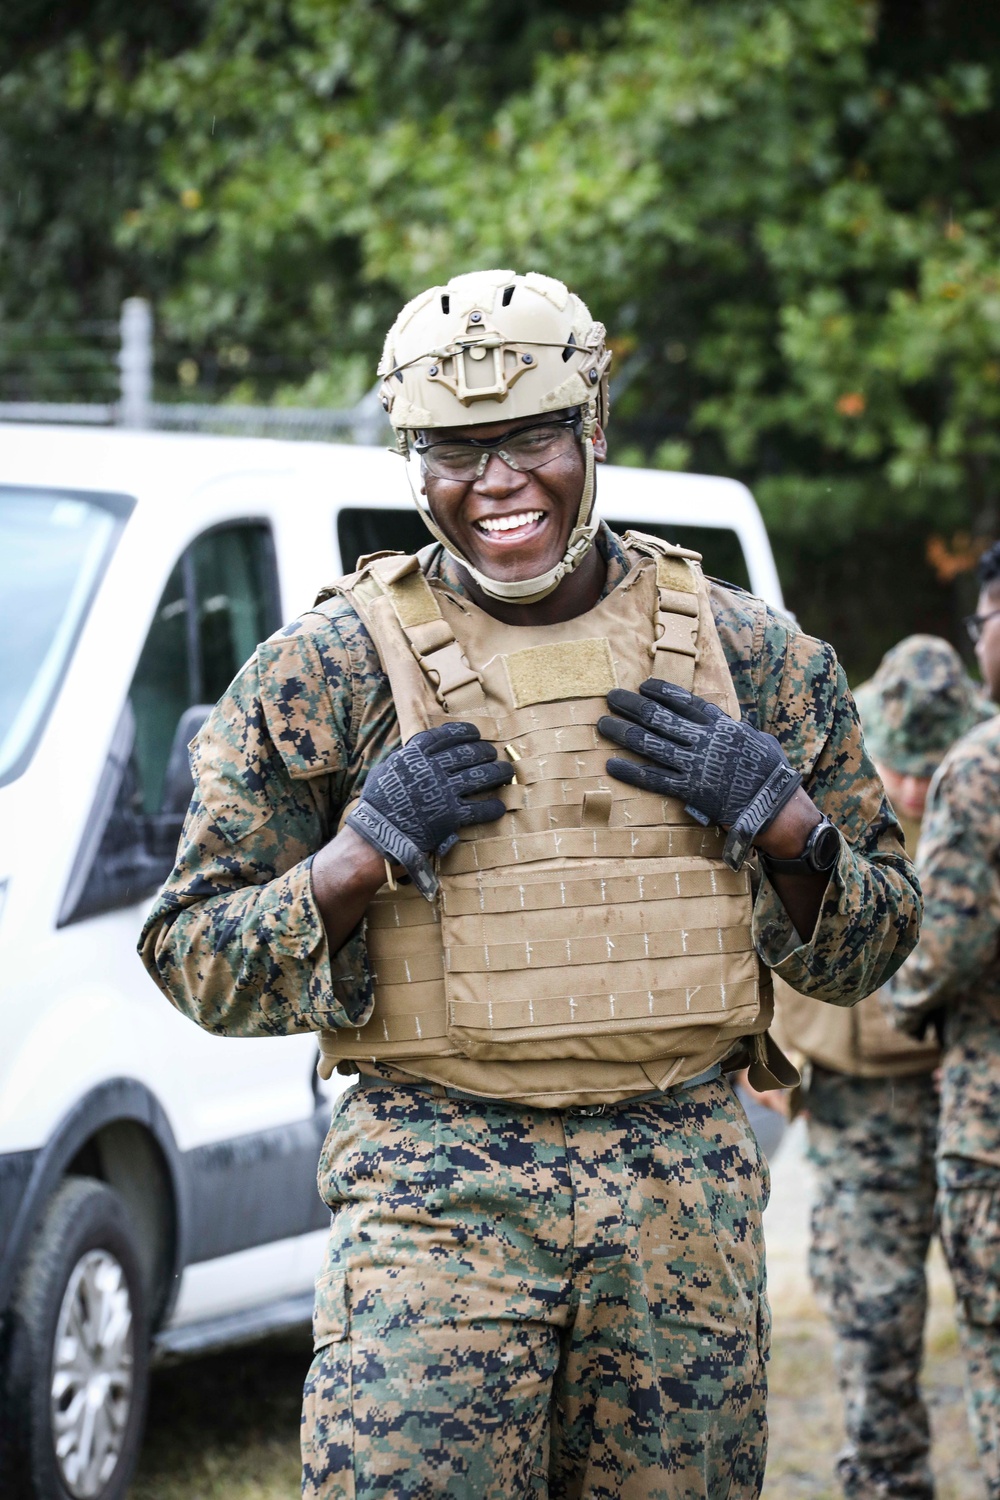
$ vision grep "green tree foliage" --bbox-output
[0,3,205,397]
[96,0,624,402]
[4,0,1000,671]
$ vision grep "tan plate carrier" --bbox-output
[772,977,939,1080]
[318,532,774,1108]
[771,810,938,1079]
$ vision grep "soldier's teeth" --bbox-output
[478,511,544,533]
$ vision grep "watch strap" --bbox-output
[759,815,839,876]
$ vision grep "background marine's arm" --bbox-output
[741,605,922,1004]
[888,732,1000,1035]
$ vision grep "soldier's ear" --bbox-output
[592,423,608,464]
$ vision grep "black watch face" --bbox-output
[812,823,840,871]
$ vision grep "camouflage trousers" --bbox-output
[301,1075,770,1499]
[804,1067,939,1500]
[937,1158,1000,1499]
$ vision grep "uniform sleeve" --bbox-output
[887,733,1000,1034]
[137,616,373,1037]
[747,614,921,1004]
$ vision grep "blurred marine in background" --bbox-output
[140,270,920,1499]
[773,636,991,1500]
[888,546,1000,1500]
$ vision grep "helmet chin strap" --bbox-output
[405,421,599,606]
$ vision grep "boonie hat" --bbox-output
[855,634,994,778]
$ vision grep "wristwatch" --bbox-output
[759,815,840,876]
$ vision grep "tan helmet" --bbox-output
[378,269,611,604]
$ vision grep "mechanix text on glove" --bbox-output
[598,678,802,871]
[346,721,514,900]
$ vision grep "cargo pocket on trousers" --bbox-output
[302,1325,355,1500]
[303,1267,356,1498]
[313,1265,348,1352]
[756,1284,772,1364]
[939,1186,1000,1327]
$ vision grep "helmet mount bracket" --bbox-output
[426,318,534,406]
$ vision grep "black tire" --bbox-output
[0,1177,150,1500]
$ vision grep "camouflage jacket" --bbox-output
[139,525,920,1047]
[888,715,1000,1167]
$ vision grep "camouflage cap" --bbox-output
[854,634,994,779]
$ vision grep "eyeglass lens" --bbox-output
[966,610,1000,643]
[420,422,576,481]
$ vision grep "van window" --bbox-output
[0,486,132,788]
[60,521,280,925]
[338,507,430,572]
[131,524,279,814]
[607,521,752,593]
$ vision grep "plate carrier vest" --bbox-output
[318,532,777,1108]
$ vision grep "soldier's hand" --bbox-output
[346,722,514,901]
[598,679,802,871]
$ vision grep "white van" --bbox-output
[0,424,783,1500]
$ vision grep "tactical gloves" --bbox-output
[598,679,802,871]
[347,722,514,900]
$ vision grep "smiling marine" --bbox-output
[139,269,920,1500]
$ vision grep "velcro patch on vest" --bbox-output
[502,638,617,709]
[656,556,696,594]
[376,564,441,628]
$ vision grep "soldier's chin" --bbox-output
[469,540,565,585]
[465,520,573,583]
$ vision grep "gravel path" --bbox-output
[763,1118,982,1499]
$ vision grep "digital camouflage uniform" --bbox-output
[774,636,991,1500]
[804,1070,939,1500]
[140,526,920,1500]
[889,712,1000,1500]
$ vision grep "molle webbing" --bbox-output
[320,533,766,1101]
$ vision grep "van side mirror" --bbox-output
[147,705,213,859]
[59,703,213,926]
[160,705,213,820]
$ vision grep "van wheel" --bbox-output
[1,1177,149,1500]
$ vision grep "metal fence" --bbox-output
[0,299,390,445]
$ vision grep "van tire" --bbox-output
[0,1177,150,1500]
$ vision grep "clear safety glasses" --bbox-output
[413,414,583,483]
[965,608,1000,644]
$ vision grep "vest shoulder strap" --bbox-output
[312,549,405,607]
[621,528,702,566]
[326,551,485,731]
[621,530,705,694]
[366,553,485,715]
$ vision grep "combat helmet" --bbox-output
[854,634,994,778]
[378,269,611,604]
